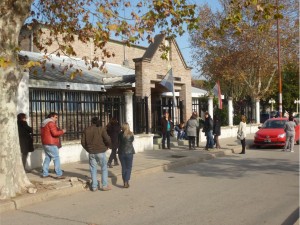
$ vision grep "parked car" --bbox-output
[260,113,270,123]
[254,118,300,148]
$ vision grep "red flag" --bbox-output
[212,81,222,109]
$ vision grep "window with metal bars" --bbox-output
[29,89,125,143]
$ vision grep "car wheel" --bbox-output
[255,145,261,149]
[296,140,299,145]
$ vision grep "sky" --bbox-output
[175,0,221,78]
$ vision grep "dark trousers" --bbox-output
[162,131,171,149]
[196,128,200,147]
[214,135,220,148]
[22,153,28,169]
[240,139,246,153]
[119,153,134,183]
[108,148,118,164]
[188,136,196,149]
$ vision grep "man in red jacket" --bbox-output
[41,112,66,179]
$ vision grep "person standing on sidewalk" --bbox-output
[283,115,296,152]
[17,113,34,171]
[161,112,174,149]
[81,117,112,191]
[213,116,221,149]
[186,112,199,150]
[41,112,66,179]
[195,112,204,147]
[106,117,121,168]
[237,115,247,154]
[203,112,214,150]
[118,123,135,188]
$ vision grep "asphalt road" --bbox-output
[1,146,299,225]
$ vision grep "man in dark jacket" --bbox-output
[41,112,66,179]
[203,112,214,150]
[161,112,174,149]
[81,117,112,191]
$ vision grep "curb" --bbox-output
[1,149,240,214]
[0,182,84,214]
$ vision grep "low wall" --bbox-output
[199,124,259,143]
[26,133,154,170]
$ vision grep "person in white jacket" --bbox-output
[237,115,247,154]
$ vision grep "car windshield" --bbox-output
[262,120,286,128]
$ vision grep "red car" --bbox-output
[254,118,300,148]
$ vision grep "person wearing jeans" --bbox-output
[41,112,66,179]
[81,117,112,191]
[89,153,108,190]
[42,145,63,177]
[118,123,135,188]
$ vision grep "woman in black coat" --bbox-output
[118,123,135,188]
[213,116,221,149]
[17,113,34,170]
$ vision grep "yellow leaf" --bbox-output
[24,61,41,68]
[107,24,118,31]
[0,58,12,69]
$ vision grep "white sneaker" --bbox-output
[291,150,294,153]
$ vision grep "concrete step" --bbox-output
[153,137,162,144]
[153,144,161,150]
[178,140,189,146]
[170,142,179,147]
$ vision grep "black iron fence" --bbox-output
[29,88,125,143]
[133,96,149,134]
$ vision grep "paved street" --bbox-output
[1,145,298,225]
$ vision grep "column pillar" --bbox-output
[256,98,260,124]
[228,97,233,126]
[124,90,134,130]
[208,95,214,118]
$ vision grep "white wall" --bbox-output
[199,124,259,143]
[26,134,154,170]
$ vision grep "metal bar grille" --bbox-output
[29,89,125,143]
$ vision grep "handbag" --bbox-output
[237,132,242,140]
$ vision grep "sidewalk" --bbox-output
[0,135,253,213]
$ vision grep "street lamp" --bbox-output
[269,98,276,112]
[294,98,300,114]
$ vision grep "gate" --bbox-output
[151,97,182,134]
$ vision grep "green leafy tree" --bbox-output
[281,63,299,114]
[190,0,298,103]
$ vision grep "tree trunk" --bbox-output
[0,0,33,199]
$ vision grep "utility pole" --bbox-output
[276,0,282,117]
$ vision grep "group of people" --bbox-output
[17,112,135,192]
[160,111,222,151]
[81,116,135,190]
[18,111,297,191]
